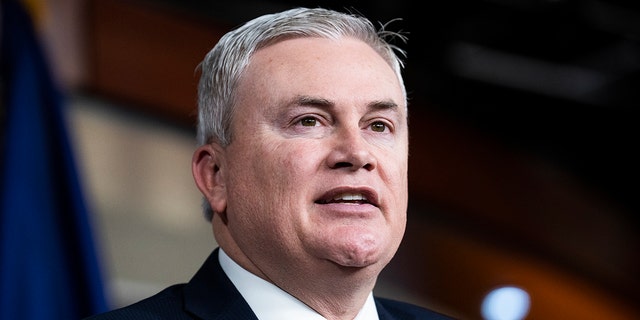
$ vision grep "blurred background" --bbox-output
[3,0,638,319]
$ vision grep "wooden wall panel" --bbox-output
[86,0,231,126]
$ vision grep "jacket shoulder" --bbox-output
[375,297,456,320]
[83,284,191,320]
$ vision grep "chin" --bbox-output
[330,236,390,268]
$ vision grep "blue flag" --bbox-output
[1,1,109,319]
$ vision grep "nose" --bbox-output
[326,126,376,171]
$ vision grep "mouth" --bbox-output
[315,188,379,207]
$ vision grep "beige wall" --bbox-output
[67,95,214,307]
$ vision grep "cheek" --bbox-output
[233,144,318,240]
[231,141,318,207]
[268,141,321,182]
[380,151,409,226]
[381,150,408,189]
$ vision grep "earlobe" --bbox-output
[192,144,227,216]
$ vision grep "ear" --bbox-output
[192,143,227,218]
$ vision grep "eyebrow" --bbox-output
[293,95,333,109]
[292,95,399,112]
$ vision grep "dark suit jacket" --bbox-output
[84,248,453,320]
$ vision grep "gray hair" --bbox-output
[196,7,408,220]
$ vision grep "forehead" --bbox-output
[235,37,406,116]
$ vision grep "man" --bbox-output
[86,7,453,320]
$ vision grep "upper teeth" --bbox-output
[333,193,366,201]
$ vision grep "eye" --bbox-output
[370,121,388,132]
[299,116,319,127]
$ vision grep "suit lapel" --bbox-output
[375,300,398,320]
[183,248,259,320]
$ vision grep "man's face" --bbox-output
[218,37,408,277]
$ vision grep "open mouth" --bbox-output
[316,193,369,204]
[315,189,379,207]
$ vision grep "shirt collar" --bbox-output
[218,248,379,320]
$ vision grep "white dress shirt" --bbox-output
[218,248,380,320]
